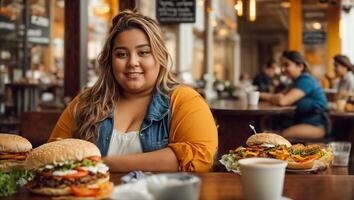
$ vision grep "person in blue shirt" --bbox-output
[261,51,329,139]
[253,59,277,93]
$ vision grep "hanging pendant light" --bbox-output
[249,0,256,21]
[234,0,243,16]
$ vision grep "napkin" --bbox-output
[111,179,154,200]
[121,171,152,183]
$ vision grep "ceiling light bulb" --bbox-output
[312,22,322,30]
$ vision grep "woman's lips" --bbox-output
[125,72,143,79]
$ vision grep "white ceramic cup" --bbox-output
[239,158,287,200]
[247,91,260,105]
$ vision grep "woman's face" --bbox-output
[111,28,160,95]
[280,57,303,80]
[334,62,348,77]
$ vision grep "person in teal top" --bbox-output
[261,50,329,139]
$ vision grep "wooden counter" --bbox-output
[4,170,354,200]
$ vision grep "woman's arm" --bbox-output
[48,98,78,142]
[260,92,273,101]
[271,88,305,106]
[168,87,218,172]
[103,147,178,172]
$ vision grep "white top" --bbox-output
[106,129,143,156]
[338,71,354,94]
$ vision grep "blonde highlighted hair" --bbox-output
[73,10,180,142]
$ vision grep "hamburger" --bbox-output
[0,133,32,172]
[220,133,332,171]
[236,133,292,162]
[220,133,291,172]
[25,139,113,199]
[287,143,332,170]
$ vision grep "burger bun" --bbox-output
[287,159,316,170]
[246,133,292,148]
[25,139,101,170]
[0,160,25,172]
[0,133,32,152]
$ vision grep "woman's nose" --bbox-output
[128,53,140,67]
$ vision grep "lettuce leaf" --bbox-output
[0,169,33,197]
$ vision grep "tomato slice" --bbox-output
[61,171,89,179]
[71,186,99,197]
[86,156,101,162]
[76,167,88,172]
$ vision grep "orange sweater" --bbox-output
[49,86,218,172]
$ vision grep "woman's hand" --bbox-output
[271,94,284,105]
[102,147,179,172]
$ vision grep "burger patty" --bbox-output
[29,172,109,189]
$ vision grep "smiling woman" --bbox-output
[48,10,218,173]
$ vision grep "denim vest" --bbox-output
[95,91,171,156]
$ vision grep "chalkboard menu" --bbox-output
[0,3,18,41]
[156,0,196,24]
[28,15,50,44]
[0,1,50,44]
[303,31,326,45]
[28,1,50,44]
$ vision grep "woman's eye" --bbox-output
[116,52,127,58]
[138,51,150,56]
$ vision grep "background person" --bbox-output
[261,51,329,139]
[253,59,278,93]
[333,54,354,96]
[49,10,218,172]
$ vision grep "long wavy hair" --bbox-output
[73,10,180,142]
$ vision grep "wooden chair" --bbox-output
[20,111,62,147]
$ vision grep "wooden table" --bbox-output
[209,100,296,171]
[4,170,354,200]
[209,100,296,116]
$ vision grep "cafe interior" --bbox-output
[1,0,354,199]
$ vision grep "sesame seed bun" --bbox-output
[25,138,101,170]
[0,160,25,172]
[246,133,292,148]
[0,133,32,152]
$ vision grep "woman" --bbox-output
[333,54,354,95]
[261,51,328,139]
[49,10,218,172]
